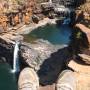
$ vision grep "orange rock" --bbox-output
[2,21,7,31]
[13,14,19,26]
[68,60,90,74]
[23,13,30,25]
[75,72,90,90]
[0,15,8,31]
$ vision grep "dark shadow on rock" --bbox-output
[68,26,89,55]
[37,47,72,86]
[0,38,14,67]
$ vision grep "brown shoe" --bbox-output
[56,70,76,90]
[18,67,39,90]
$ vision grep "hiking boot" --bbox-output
[56,70,76,90]
[18,67,39,90]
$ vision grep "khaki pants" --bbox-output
[18,68,39,90]
[18,68,76,90]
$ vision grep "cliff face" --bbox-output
[0,0,87,32]
[0,0,37,31]
[0,38,13,64]
[75,0,90,27]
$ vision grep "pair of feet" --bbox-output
[18,68,76,90]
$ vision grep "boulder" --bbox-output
[0,37,14,64]
[68,60,90,74]
[32,15,40,23]
[68,60,90,90]
[20,44,39,70]
[78,54,90,64]
[75,24,90,44]
[0,25,4,33]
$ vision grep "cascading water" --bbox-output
[63,11,71,25]
[12,41,20,73]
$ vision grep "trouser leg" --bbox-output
[18,67,39,90]
[56,70,76,90]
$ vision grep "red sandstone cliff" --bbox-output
[0,0,37,31]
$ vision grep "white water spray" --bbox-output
[12,41,20,73]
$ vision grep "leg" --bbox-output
[18,67,39,90]
[56,70,76,90]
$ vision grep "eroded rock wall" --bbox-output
[0,38,13,63]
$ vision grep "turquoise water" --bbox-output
[0,63,18,90]
[24,24,72,45]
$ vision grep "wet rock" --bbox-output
[32,15,40,24]
[0,57,6,63]
[0,26,5,33]
[0,38,14,64]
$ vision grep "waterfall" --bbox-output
[63,17,71,25]
[63,11,71,25]
[12,41,20,73]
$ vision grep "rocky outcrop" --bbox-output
[68,25,89,56]
[77,0,90,13]
[68,59,90,90]
[68,22,90,89]
[75,24,90,44]
[0,38,14,64]
[78,54,90,64]
[20,39,68,71]
[0,0,86,32]
[0,0,37,31]
[75,0,90,27]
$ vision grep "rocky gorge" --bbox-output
[0,0,90,90]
